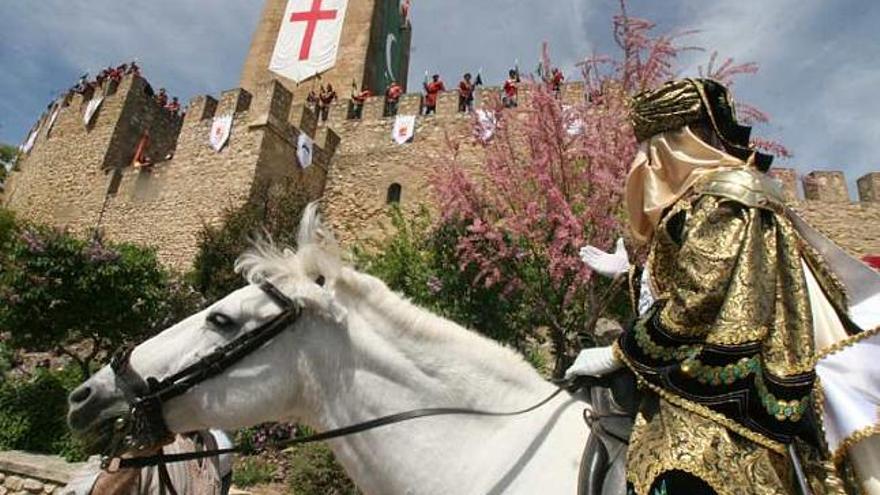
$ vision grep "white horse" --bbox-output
[67,205,590,494]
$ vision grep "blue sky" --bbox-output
[1,0,878,193]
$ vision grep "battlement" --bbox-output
[4,75,339,269]
[302,81,588,128]
[768,168,880,204]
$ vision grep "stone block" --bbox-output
[184,95,218,124]
[216,88,252,116]
[857,172,880,202]
[4,476,22,491]
[249,79,293,129]
[767,168,799,203]
[803,171,849,202]
[22,480,42,494]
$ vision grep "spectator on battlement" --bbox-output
[423,74,446,115]
[351,86,371,119]
[549,68,564,97]
[165,97,181,116]
[155,88,168,107]
[503,69,520,108]
[307,88,319,111]
[127,61,141,76]
[319,84,338,122]
[458,73,479,113]
[385,80,404,116]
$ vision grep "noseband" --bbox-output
[105,282,302,465]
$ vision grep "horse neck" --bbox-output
[294,276,579,494]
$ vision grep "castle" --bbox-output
[3,0,879,271]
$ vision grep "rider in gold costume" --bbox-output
[569,79,880,495]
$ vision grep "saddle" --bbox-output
[576,370,640,495]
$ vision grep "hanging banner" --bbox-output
[83,97,104,126]
[297,132,314,168]
[209,114,234,152]
[476,109,497,142]
[269,0,349,83]
[46,104,61,137]
[392,114,416,144]
[20,128,38,154]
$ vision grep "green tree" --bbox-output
[0,213,202,377]
[0,143,18,184]
[190,180,310,302]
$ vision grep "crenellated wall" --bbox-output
[767,168,880,257]
[5,75,336,270]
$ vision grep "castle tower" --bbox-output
[240,0,411,102]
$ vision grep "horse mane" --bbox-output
[234,203,541,386]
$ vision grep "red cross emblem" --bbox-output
[290,0,339,61]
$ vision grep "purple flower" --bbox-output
[20,229,45,254]
[426,275,444,295]
[84,240,119,263]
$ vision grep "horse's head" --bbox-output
[67,203,349,456]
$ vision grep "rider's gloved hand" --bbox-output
[564,346,623,379]
[579,238,630,278]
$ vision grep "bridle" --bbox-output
[104,282,301,468]
[102,281,573,487]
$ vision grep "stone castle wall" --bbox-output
[4,75,334,270]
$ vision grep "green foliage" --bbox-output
[287,443,359,495]
[0,209,202,376]
[0,143,17,166]
[0,342,13,378]
[190,180,310,302]
[0,365,87,461]
[232,456,277,487]
[355,206,525,346]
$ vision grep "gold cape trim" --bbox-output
[815,325,880,362]
[613,341,787,455]
[832,422,880,465]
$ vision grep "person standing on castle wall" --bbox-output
[385,80,404,116]
[319,84,338,122]
[423,74,446,115]
[351,86,371,119]
[165,97,181,116]
[155,88,168,107]
[307,88,319,111]
[127,61,140,76]
[503,69,520,108]
[549,68,565,98]
[458,73,477,113]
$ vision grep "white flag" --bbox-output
[209,114,234,152]
[21,128,38,154]
[84,97,104,126]
[392,115,416,145]
[476,110,497,142]
[270,0,349,83]
[46,105,61,137]
[297,132,314,168]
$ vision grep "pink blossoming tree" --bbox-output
[431,1,780,376]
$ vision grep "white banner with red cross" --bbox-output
[270,0,349,83]
[209,114,234,152]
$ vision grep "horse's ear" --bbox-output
[297,202,323,247]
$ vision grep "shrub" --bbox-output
[0,365,87,461]
[190,180,310,302]
[0,212,202,377]
[232,456,277,487]
[287,443,359,495]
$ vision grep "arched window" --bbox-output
[386,183,402,204]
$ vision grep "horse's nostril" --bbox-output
[69,386,92,405]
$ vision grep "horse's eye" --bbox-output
[206,312,237,330]
[315,275,326,287]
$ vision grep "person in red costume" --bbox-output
[351,86,372,119]
[423,74,446,115]
[385,80,404,116]
[503,69,520,108]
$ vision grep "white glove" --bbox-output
[579,238,630,278]
[564,346,623,379]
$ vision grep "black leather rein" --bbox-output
[104,280,572,471]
